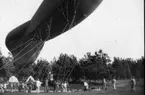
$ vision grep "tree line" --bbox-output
[0,48,144,81]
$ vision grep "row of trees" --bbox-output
[0,48,144,81]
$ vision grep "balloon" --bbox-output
[5,0,103,67]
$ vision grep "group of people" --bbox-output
[102,76,136,92]
[25,78,42,93]
[102,77,117,91]
[83,76,136,92]
[0,75,137,94]
[0,78,42,93]
[44,78,69,92]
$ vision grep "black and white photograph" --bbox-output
[0,0,144,95]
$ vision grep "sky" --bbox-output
[0,0,144,62]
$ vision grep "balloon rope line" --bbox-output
[41,63,52,79]
[62,57,71,80]
[57,1,70,33]
[56,66,63,80]
[66,62,76,81]
[30,16,54,78]
[63,65,67,81]
[68,0,80,29]
[62,61,73,81]
[31,18,54,78]
[17,42,44,75]
[25,27,52,78]
[37,62,46,79]
[38,60,52,79]
[33,58,46,78]
[3,4,54,77]
[62,57,68,81]
[0,41,43,71]
[11,41,43,63]
[32,61,44,77]
[63,59,76,81]
[63,63,74,81]
[0,40,33,70]
[41,64,49,79]
[12,40,33,58]
[3,11,53,70]
[10,38,34,52]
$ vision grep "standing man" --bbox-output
[130,76,136,92]
[0,83,4,93]
[112,77,116,91]
[103,78,107,90]
[50,73,54,82]
[36,79,42,93]
[44,77,49,92]
[84,81,89,91]
[27,79,33,93]
[63,81,68,92]
[55,80,60,92]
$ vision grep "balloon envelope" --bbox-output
[5,0,103,67]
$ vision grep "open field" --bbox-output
[2,79,144,95]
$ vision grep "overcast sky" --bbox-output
[0,0,144,62]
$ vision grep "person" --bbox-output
[22,82,27,93]
[112,77,116,90]
[63,81,68,92]
[84,81,89,91]
[36,79,42,93]
[55,80,60,92]
[130,76,136,92]
[3,82,7,92]
[103,78,107,90]
[61,82,64,92]
[44,78,49,92]
[50,73,54,82]
[0,83,4,93]
[60,81,63,92]
[18,82,22,92]
[10,82,14,92]
[27,79,33,93]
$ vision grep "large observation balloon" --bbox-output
[5,0,103,66]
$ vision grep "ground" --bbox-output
[2,79,144,95]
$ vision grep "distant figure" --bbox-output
[10,82,14,92]
[130,76,136,92]
[27,79,33,93]
[112,77,116,90]
[0,83,4,93]
[50,73,54,81]
[103,78,107,90]
[3,82,7,92]
[55,81,60,92]
[36,79,42,93]
[18,82,23,92]
[44,78,49,92]
[22,82,27,93]
[84,81,89,91]
[63,81,68,92]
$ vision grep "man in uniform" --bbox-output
[44,77,49,92]
[103,78,107,90]
[84,81,89,91]
[112,77,116,91]
[130,76,136,92]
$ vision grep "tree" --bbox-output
[33,59,51,80]
[52,54,78,81]
[0,51,15,79]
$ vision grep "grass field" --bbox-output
[2,79,144,95]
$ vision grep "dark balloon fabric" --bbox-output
[5,0,102,66]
